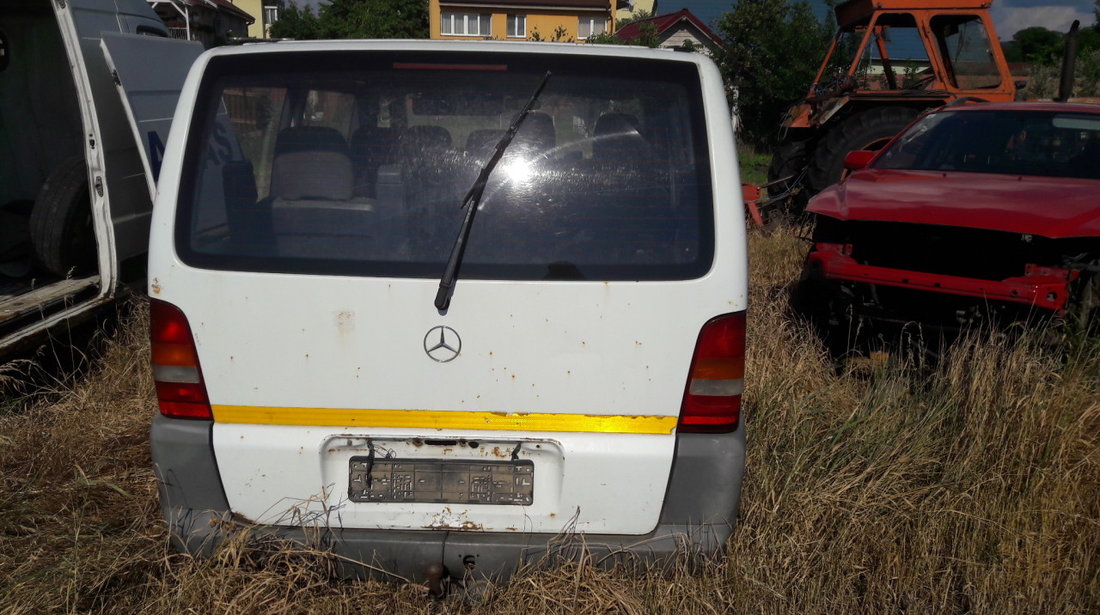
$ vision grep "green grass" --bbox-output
[738,144,771,187]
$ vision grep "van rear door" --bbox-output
[101,32,203,198]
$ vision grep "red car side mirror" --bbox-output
[843,150,875,171]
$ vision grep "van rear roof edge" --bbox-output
[200,39,704,63]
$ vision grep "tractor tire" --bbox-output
[805,106,920,195]
[765,139,810,216]
[29,156,96,278]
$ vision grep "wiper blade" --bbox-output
[434,71,552,311]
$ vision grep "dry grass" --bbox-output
[1,228,1097,614]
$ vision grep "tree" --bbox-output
[317,0,428,39]
[1010,27,1066,64]
[270,0,427,40]
[589,22,661,47]
[1004,25,1100,65]
[269,2,322,39]
[617,9,654,29]
[716,0,833,144]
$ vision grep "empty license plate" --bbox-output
[348,458,534,505]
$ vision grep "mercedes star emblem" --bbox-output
[424,325,461,362]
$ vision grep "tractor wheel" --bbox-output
[29,156,96,278]
[765,139,810,216]
[805,106,920,195]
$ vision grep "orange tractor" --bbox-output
[764,0,1018,213]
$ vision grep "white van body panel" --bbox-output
[150,41,746,536]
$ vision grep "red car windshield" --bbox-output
[874,109,1100,180]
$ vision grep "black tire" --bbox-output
[805,106,920,195]
[764,140,810,218]
[29,156,96,278]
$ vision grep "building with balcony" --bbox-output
[429,0,616,42]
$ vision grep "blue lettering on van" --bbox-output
[147,130,166,179]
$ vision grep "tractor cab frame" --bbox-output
[768,0,1017,211]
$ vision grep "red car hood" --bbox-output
[808,169,1100,239]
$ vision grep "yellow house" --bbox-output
[232,0,283,39]
[429,0,616,42]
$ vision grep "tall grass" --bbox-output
[0,229,1096,614]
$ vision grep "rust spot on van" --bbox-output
[424,521,484,531]
[491,446,511,459]
[335,310,355,333]
[150,278,161,295]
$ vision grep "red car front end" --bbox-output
[799,103,1100,337]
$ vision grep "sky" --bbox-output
[294,1,1097,40]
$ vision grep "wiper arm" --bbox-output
[434,71,552,311]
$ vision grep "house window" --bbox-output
[578,17,606,39]
[441,13,492,36]
[507,14,526,38]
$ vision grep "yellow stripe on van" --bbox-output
[211,405,677,434]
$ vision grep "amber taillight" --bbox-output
[678,312,746,433]
[150,299,212,419]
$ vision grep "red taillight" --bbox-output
[679,312,746,433]
[150,299,212,420]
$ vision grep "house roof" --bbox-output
[615,8,723,49]
[440,0,610,9]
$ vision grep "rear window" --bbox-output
[874,108,1100,179]
[176,50,714,280]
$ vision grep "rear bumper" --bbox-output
[151,414,744,583]
[806,245,1076,313]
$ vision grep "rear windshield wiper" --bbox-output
[434,71,552,311]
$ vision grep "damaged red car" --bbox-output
[798,102,1100,345]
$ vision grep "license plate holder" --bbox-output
[348,457,534,505]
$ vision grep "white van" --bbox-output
[0,0,199,354]
[149,40,748,585]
